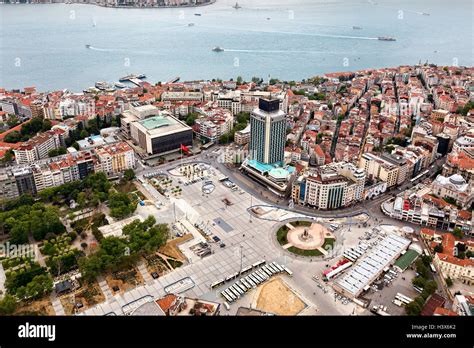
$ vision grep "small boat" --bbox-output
[378,36,396,41]
[194,13,202,16]
[114,82,127,89]
[212,46,224,52]
[233,2,241,9]
[267,17,271,20]
[352,26,362,30]
[421,12,430,16]
[137,74,146,79]
[85,44,92,49]
[188,23,195,27]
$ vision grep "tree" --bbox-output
[405,300,422,316]
[108,192,136,219]
[41,119,52,132]
[434,244,444,253]
[0,294,17,315]
[185,113,198,126]
[9,221,29,245]
[77,192,87,209]
[445,277,453,287]
[452,227,463,239]
[79,130,89,139]
[6,116,19,128]
[17,274,53,300]
[236,76,243,85]
[48,147,67,158]
[123,169,136,182]
[3,131,21,143]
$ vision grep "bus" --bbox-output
[257,270,268,280]
[228,286,241,298]
[262,265,274,276]
[245,277,256,288]
[224,289,236,301]
[210,279,226,289]
[225,272,240,282]
[252,260,266,269]
[252,273,264,283]
[430,263,437,274]
[392,299,403,307]
[273,262,284,273]
[396,293,413,304]
[234,283,246,294]
[410,169,429,183]
[241,266,252,274]
[413,286,423,293]
[248,274,260,285]
[268,264,280,273]
[221,291,233,303]
[240,279,251,290]
[283,266,293,277]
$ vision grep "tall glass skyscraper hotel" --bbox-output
[249,99,286,165]
[241,98,295,197]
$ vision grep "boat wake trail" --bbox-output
[224,48,346,54]
[87,46,121,52]
[200,25,378,41]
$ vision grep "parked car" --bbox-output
[219,242,226,248]
[212,236,221,242]
[151,272,159,279]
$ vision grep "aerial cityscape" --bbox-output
[0,0,472,344]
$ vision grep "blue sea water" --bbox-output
[0,0,472,91]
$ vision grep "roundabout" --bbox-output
[276,220,336,257]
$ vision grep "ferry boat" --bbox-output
[119,73,146,82]
[95,82,115,91]
[114,82,127,89]
[212,46,224,52]
[378,36,396,41]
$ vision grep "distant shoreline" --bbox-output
[0,0,216,9]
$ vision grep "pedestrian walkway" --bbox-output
[137,262,153,285]
[50,293,66,315]
[97,276,114,300]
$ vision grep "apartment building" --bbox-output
[95,142,136,176]
[358,152,408,187]
[14,129,66,164]
[292,162,366,209]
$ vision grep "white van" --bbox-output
[223,302,231,311]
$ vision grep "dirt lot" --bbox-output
[15,297,55,316]
[255,277,306,315]
[106,269,144,295]
[159,234,193,261]
[59,281,105,315]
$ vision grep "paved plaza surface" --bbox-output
[82,161,412,316]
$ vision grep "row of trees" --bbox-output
[3,117,52,143]
[79,216,168,282]
[405,257,438,316]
